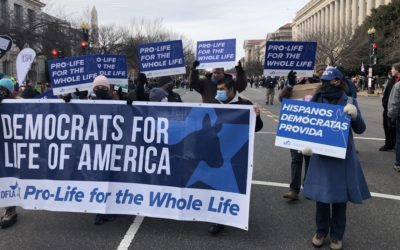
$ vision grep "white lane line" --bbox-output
[252,180,400,201]
[353,136,385,141]
[117,215,145,250]
[257,132,385,141]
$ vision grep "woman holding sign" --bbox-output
[302,67,370,250]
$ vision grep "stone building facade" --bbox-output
[292,0,392,40]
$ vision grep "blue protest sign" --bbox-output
[0,100,256,230]
[137,40,186,78]
[275,99,350,159]
[196,39,236,69]
[264,41,317,77]
[93,55,128,92]
[48,54,128,95]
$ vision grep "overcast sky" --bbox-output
[44,0,310,59]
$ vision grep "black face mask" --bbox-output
[94,89,111,99]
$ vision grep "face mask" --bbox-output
[211,77,218,85]
[215,90,228,102]
[94,89,110,99]
[161,97,168,102]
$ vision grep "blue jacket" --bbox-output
[303,93,371,204]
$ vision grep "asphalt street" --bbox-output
[0,86,399,250]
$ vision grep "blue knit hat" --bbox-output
[320,66,343,81]
[0,78,14,93]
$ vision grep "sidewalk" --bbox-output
[357,89,383,97]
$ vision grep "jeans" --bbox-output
[316,202,347,241]
[396,118,400,165]
[289,149,310,193]
[383,110,396,148]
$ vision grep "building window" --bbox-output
[0,0,8,19]
[14,3,23,24]
[27,9,35,25]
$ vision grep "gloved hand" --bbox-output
[192,60,200,70]
[117,86,123,100]
[235,60,244,73]
[344,103,358,120]
[299,147,312,156]
[62,93,72,103]
[74,88,88,99]
[287,70,297,87]
[138,73,147,85]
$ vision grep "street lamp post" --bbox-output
[367,27,376,94]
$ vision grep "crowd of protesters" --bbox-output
[1,60,400,250]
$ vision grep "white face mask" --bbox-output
[161,97,168,102]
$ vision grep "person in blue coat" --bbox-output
[301,67,371,250]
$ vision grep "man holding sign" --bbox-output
[299,67,370,249]
[190,61,247,103]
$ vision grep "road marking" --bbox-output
[117,215,144,250]
[252,180,400,201]
[257,132,385,141]
[353,136,385,141]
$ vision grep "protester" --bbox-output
[149,87,168,102]
[302,66,370,249]
[207,77,263,235]
[189,60,247,103]
[386,62,400,172]
[135,73,150,101]
[265,76,277,105]
[380,71,397,151]
[0,78,18,229]
[279,71,310,201]
[19,80,40,98]
[156,76,182,102]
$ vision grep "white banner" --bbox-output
[16,48,36,85]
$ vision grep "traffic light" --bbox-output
[51,49,64,59]
[81,27,90,55]
[51,49,58,58]
[372,43,378,56]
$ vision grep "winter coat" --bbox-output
[190,70,247,103]
[382,77,396,111]
[167,90,182,102]
[303,92,371,204]
[387,80,400,118]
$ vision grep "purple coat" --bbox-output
[303,93,371,204]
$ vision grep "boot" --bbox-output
[0,207,17,229]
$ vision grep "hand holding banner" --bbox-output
[16,48,36,85]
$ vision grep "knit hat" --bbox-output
[93,75,110,89]
[0,78,14,93]
[158,76,173,87]
[149,87,168,102]
[320,66,343,81]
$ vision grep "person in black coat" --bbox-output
[208,77,263,235]
[380,72,397,151]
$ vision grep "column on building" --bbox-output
[326,4,331,39]
[339,0,346,36]
[352,0,359,32]
[345,0,352,35]
[334,0,340,35]
[359,0,366,25]
[375,0,384,8]
[330,2,335,39]
[367,0,375,16]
